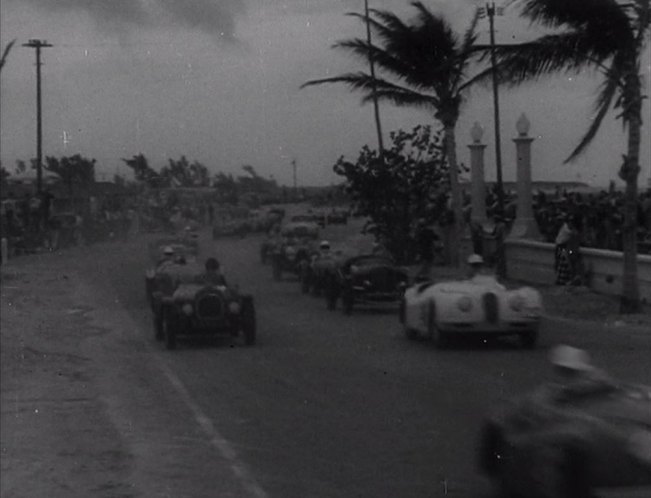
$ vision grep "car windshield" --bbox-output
[349,256,392,267]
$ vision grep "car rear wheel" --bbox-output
[162,308,177,350]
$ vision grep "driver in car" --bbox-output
[156,246,177,272]
[197,257,227,286]
[467,254,505,289]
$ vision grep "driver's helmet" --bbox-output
[549,344,592,371]
[467,254,484,265]
[163,246,175,256]
[320,240,330,250]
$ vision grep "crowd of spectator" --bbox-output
[474,184,651,255]
[0,190,137,260]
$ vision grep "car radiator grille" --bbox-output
[483,292,499,323]
[196,294,224,318]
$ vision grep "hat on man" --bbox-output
[549,344,591,371]
[467,254,484,265]
[163,246,175,256]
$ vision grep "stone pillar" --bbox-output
[469,122,487,226]
[508,113,542,240]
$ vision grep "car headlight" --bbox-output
[457,296,473,312]
[182,303,193,315]
[509,295,525,312]
[228,301,241,314]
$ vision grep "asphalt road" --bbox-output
[3,225,650,498]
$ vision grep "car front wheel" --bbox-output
[162,308,177,350]
[241,298,256,346]
[428,303,449,348]
[520,328,538,349]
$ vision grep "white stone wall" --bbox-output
[505,239,651,305]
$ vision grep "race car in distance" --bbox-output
[478,375,651,498]
[325,254,408,314]
[399,274,542,348]
[269,222,320,280]
[148,235,200,265]
[145,261,256,349]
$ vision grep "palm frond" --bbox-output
[450,9,481,93]
[520,0,630,33]
[0,39,16,71]
[333,39,415,84]
[565,62,621,162]
[362,87,438,111]
[489,33,615,85]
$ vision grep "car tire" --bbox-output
[428,303,449,348]
[559,447,592,498]
[400,298,418,341]
[520,329,538,349]
[479,425,522,498]
[163,308,177,350]
[241,298,256,346]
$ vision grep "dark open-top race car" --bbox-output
[324,254,409,314]
[145,262,255,349]
[478,371,651,498]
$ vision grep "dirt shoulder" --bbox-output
[1,253,136,498]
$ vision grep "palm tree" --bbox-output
[490,0,649,313]
[0,39,16,73]
[302,2,482,267]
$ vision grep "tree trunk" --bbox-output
[619,98,642,313]
[444,122,463,267]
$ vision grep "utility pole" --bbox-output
[292,159,297,199]
[486,4,505,217]
[23,39,53,195]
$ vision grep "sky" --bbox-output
[1,0,650,188]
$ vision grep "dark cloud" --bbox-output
[159,0,245,41]
[15,0,246,40]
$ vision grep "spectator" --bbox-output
[554,215,581,285]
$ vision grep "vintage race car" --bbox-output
[400,275,542,348]
[270,222,320,280]
[148,235,200,264]
[145,262,255,349]
[325,254,409,314]
[478,376,651,498]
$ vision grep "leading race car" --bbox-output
[478,372,651,498]
[399,273,542,348]
[145,261,256,349]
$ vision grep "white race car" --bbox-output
[399,274,543,348]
